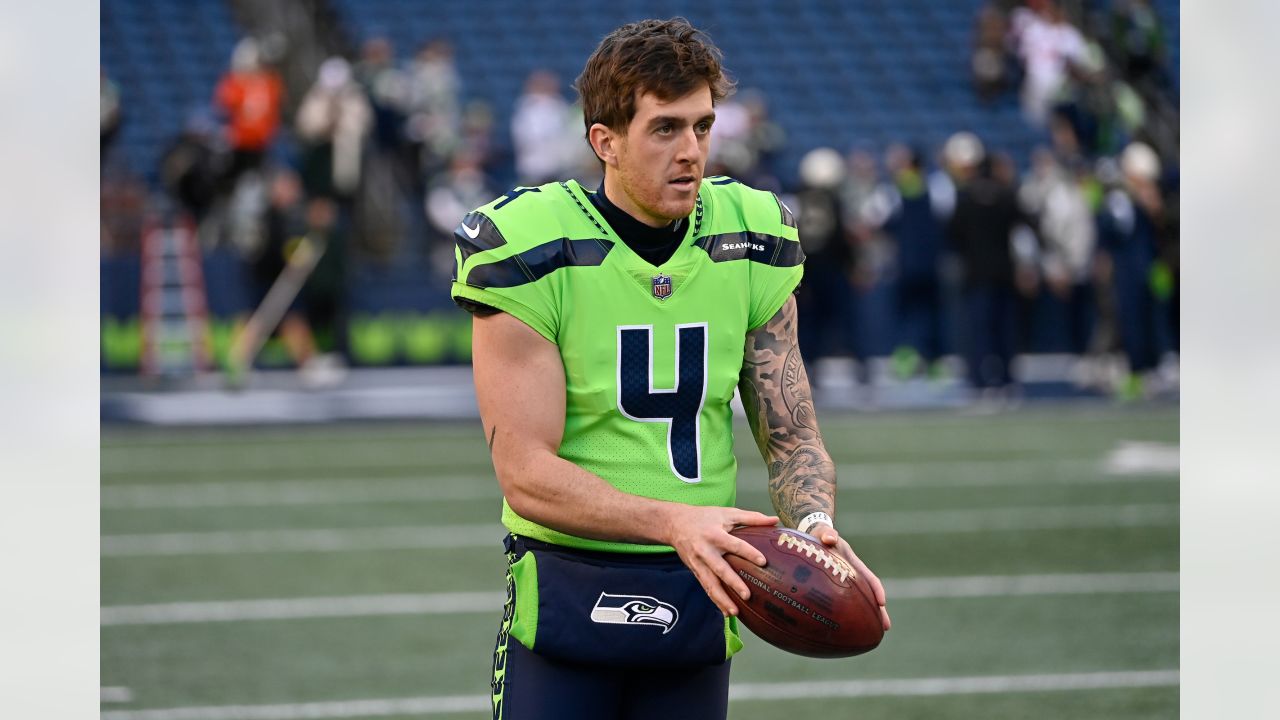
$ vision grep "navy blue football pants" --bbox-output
[493,635,731,719]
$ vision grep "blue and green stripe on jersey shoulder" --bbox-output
[451,178,804,292]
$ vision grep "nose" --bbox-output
[674,126,700,163]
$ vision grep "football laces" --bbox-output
[777,532,856,584]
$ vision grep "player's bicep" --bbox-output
[738,295,821,462]
[471,311,565,484]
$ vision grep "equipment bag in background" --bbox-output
[504,535,741,667]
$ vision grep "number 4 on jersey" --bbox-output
[616,324,708,483]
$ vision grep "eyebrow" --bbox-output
[647,112,717,128]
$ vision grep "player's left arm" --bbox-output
[738,295,891,630]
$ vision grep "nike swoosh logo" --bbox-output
[461,221,481,239]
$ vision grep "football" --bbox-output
[727,526,884,658]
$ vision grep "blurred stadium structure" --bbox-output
[101,0,1178,424]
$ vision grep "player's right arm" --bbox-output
[471,310,776,616]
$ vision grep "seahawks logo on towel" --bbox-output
[589,593,679,634]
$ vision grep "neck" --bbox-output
[602,172,671,228]
[589,181,687,266]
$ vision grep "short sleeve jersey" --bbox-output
[451,177,804,553]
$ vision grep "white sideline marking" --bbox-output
[102,687,134,703]
[100,504,1177,557]
[101,524,506,557]
[727,669,1179,701]
[95,444,1063,475]
[100,457,1176,511]
[98,669,1178,719]
[855,503,1178,535]
[101,694,488,720]
[888,571,1179,598]
[1104,442,1180,475]
[101,592,505,626]
[101,572,1176,626]
[100,443,448,475]
[100,477,498,509]
[101,446,1167,481]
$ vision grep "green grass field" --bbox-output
[101,405,1178,719]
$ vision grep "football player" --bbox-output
[451,18,890,719]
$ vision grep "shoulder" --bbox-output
[697,177,803,268]
[702,176,797,232]
[453,181,586,258]
[453,180,614,292]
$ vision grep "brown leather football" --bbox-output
[727,525,884,658]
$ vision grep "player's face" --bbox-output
[613,85,714,227]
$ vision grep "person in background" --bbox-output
[510,69,573,185]
[355,36,410,154]
[296,57,373,202]
[994,150,1042,358]
[297,196,348,381]
[793,147,857,380]
[971,3,1014,103]
[246,169,312,366]
[424,150,495,279]
[1009,0,1087,127]
[159,111,224,226]
[459,100,500,179]
[241,169,348,389]
[839,148,895,386]
[881,144,947,380]
[1097,141,1168,399]
[405,38,463,182]
[1110,0,1169,92]
[945,133,1034,402]
[214,38,284,194]
[1020,148,1098,357]
[739,89,786,186]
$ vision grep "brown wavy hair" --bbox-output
[575,17,735,139]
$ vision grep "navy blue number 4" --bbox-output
[616,323,708,483]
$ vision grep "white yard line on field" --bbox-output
[887,571,1179,599]
[100,477,499,509]
[727,669,1179,701]
[101,523,506,557]
[101,592,505,626]
[98,669,1178,719]
[101,687,134,703]
[101,571,1177,626]
[101,457,1175,511]
[100,444,1148,478]
[100,503,1178,558]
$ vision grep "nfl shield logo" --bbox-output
[651,274,673,300]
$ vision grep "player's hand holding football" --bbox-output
[809,522,891,631]
[662,505,779,617]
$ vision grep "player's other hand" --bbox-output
[810,523,891,631]
[662,505,778,618]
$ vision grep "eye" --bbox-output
[696,121,712,135]
[655,124,673,136]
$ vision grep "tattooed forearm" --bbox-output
[739,297,822,462]
[781,346,818,433]
[768,445,836,528]
[740,297,838,528]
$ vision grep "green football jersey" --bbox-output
[451,177,804,553]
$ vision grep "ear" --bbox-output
[588,122,620,168]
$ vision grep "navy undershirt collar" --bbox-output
[589,183,686,267]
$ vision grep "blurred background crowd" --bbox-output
[100,0,1178,402]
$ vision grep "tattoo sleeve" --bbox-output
[739,296,837,528]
